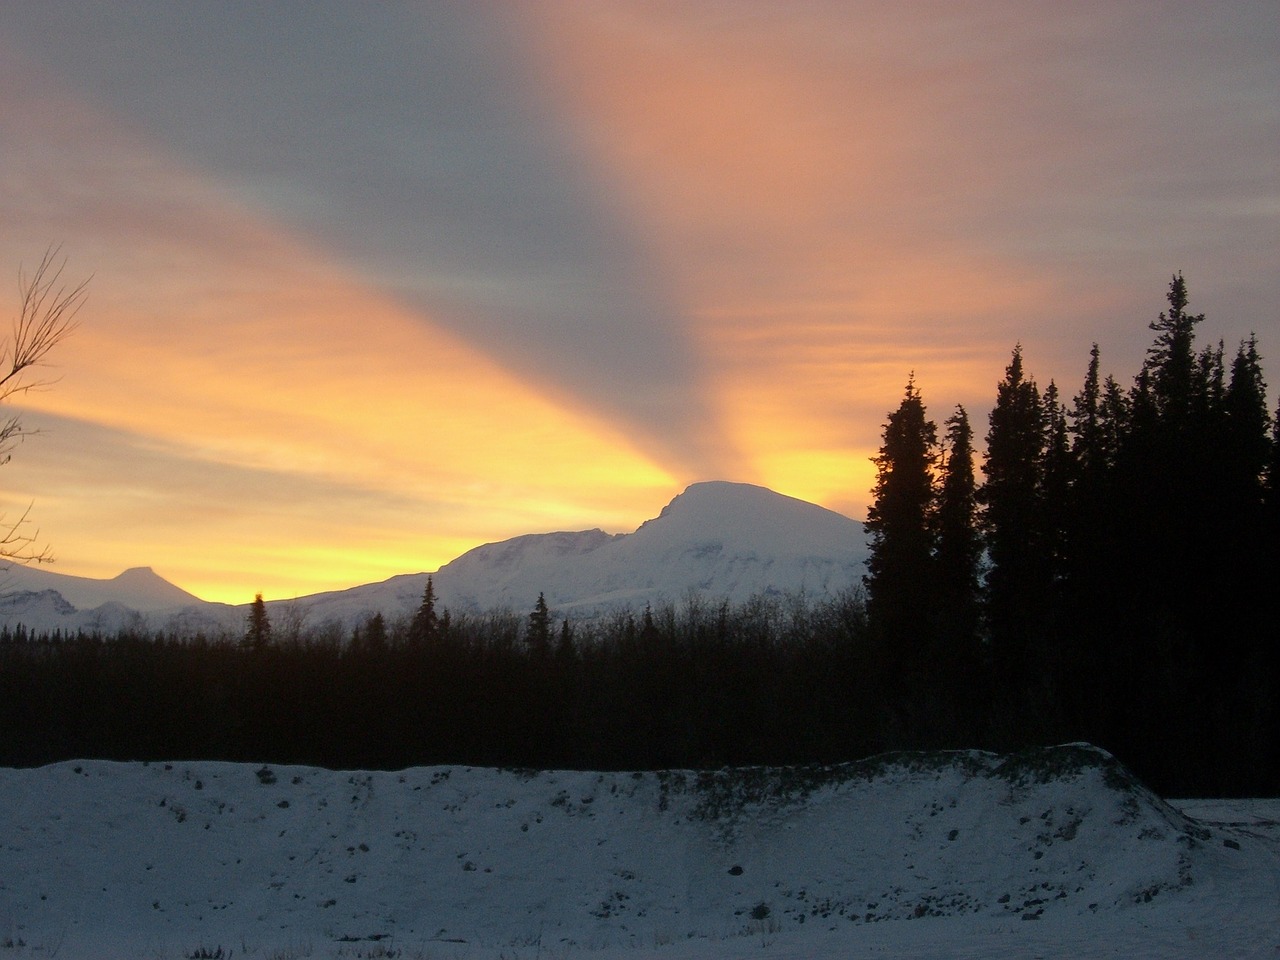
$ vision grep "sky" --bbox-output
[0,1,1276,604]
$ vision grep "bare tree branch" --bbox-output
[0,503,51,566]
[1,246,87,566]
[1,245,88,397]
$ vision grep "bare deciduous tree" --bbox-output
[1,246,88,565]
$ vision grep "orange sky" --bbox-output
[1,3,1276,603]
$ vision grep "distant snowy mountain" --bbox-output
[286,481,869,628]
[0,481,868,634]
[439,480,866,612]
[1,564,202,611]
[0,564,225,635]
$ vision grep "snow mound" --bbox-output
[2,744,1273,958]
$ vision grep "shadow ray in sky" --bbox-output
[6,2,737,480]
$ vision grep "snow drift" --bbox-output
[1,744,1275,958]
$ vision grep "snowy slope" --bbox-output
[0,565,229,635]
[0,564,201,611]
[302,481,868,625]
[0,745,1275,959]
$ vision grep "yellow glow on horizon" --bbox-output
[2,10,1106,606]
[520,5,1055,521]
[2,67,682,604]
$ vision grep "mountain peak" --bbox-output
[2,482,868,631]
[640,480,860,556]
[113,566,160,581]
[656,480,818,518]
[94,567,202,609]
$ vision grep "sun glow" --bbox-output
[3,63,678,603]
[517,4,1055,518]
[6,5,1270,605]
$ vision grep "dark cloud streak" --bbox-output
[4,2,730,477]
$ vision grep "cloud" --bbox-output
[0,2,738,480]
[0,1,1276,598]
[516,0,1279,502]
[1,403,672,605]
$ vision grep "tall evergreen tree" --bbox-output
[933,405,981,642]
[244,593,272,651]
[1060,354,1128,738]
[1212,336,1274,781]
[1096,375,1130,473]
[1270,401,1280,788]
[1223,336,1273,489]
[1113,275,1242,790]
[931,405,983,732]
[1266,398,1280,525]
[1143,273,1204,424]
[409,575,439,645]
[1039,381,1072,587]
[1069,344,1104,472]
[527,592,551,657]
[864,377,938,653]
[979,346,1049,718]
[363,612,388,653]
[864,376,939,733]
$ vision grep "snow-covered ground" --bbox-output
[1,745,1276,959]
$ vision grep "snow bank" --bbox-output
[0,745,1275,959]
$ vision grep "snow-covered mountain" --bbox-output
[0,564,230,635]
[0,481,868,634]
[439,480,866,613]
[0,564,202,612]
[258,481,868,629]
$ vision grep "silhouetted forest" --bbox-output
[1,276,1275,797]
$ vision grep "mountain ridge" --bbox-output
[0,563,204,613]
[0,481,868,633]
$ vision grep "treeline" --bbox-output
[1,275,1274,797]
[1,591,887,777]
[864,274,1278,796]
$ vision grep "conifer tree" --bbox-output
[1223,336,1272,490]
[931,405,983,730]
[1096,375,1130,471]
[1060,353,1127,734]
[1114,276,1238,787]
[1211,336,1274,777]
[244,593,271,651]
[1069,344,1104,472]
[1039,381,1072,587]
[527,592,551,657]
[1143,273,1204,424]
[932,405,981,652]
[864,377,938,692]
[979,346,1048,710]
[1267,399,1280,523]
[410,575,439,644]
[556,618,577,663]
[364,612,388,653]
